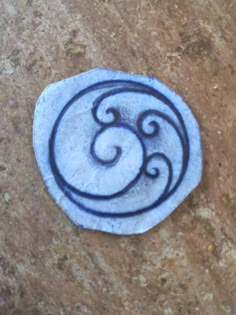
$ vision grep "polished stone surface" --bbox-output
[33,68,202,234]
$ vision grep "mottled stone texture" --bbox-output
[0,0,235,314]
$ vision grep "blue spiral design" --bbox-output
[49,80,190,217]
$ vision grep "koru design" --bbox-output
[33,68,202,234]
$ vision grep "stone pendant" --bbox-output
[33,68,203,235]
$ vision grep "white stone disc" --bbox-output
[33,68,203,235]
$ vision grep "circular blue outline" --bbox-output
[49,79,189,218]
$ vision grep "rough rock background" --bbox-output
[0,0,236,314]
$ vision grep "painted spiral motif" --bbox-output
[49,80,189,217]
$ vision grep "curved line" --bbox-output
[137,109,187,198]
[143,152,173,198]
[91,144,122,166]
[51,123,146,200]
[141,120,160,138]
[90,128,122,166]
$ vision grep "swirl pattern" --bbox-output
[48,79,190,218]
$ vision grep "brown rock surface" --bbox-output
[0,0,236,314]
